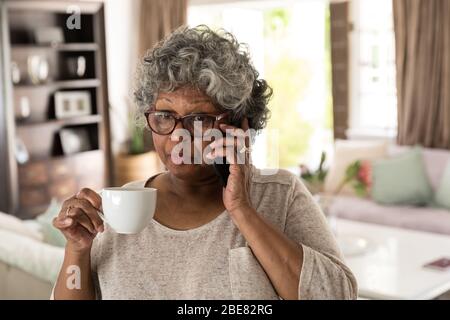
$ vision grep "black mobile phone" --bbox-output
[212,117,242,187]
[213,158,230,187]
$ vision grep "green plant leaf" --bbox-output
[318,169,328,182]
[130,126,145,154]
[319,151,326,171]
[345,160,361,180]
[353,180,367,197]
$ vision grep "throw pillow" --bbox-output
[434,160,450,210]
[36,199,67,247]
[0,211,44,241]
[371,147,433,206]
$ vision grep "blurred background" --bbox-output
[0,0,449,300]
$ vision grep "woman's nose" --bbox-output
[174,120,185,132]
[170,121,192,142]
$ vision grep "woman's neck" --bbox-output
[167,171,223,201]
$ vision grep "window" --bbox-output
[349,0,397,138]
[188,0,332,170]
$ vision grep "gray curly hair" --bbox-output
[134,25,272,131]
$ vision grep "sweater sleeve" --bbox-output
[284,176,358,300]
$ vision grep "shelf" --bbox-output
[17,114,102,128]
[23,149,102,164]
[13,79,101,89]
[11,43,99,51]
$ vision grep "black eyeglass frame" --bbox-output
[144,110,230,135]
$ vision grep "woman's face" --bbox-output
[151,86,225,182]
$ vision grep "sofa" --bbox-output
[0,208,64,299]
[0,260,56,300]
[326,142,450,235]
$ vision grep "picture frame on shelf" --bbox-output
[59,127,92,155]
[54,91,92,119]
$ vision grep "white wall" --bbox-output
[104,0,140,154]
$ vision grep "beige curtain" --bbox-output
[393,0,450,149]
[329,1,350,140]
[138,0,188,57]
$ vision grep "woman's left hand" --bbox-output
[207,118,253,214]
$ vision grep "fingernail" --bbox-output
[64,218,72,225]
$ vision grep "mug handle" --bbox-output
[97,210,106,222]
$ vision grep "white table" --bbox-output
[336,219,450,300]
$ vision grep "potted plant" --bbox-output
[300,151,328,195]
[335,160,372,197]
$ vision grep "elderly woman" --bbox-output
[52,26,357,300]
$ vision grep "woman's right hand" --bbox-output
[52,188,104,254]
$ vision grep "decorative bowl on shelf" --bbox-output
[27,55,49,84]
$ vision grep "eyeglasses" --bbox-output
[144,110,229,135]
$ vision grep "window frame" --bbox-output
[348,0,397,140]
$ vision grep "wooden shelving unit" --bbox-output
[16,114,102,127]
[11,42,99,51]
[0,0,112,218]
[13,78,101,89]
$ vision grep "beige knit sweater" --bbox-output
[90,168,357,299]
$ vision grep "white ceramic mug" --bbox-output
[98,187,157,234]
